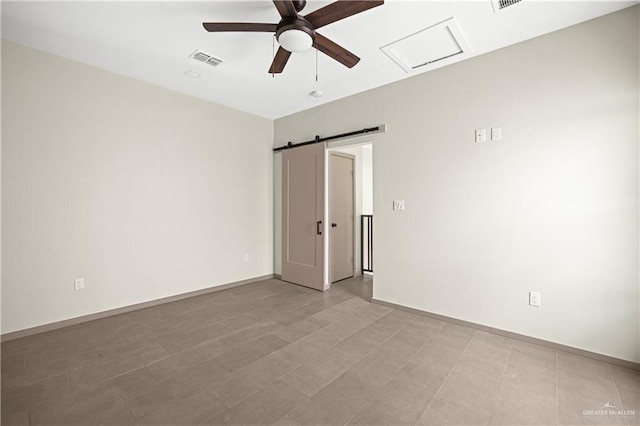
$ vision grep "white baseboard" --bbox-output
[372,298,640,371]
[1,274,276,342]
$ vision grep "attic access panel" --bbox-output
[380,17,471,73]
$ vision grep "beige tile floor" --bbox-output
[1,275,638,425]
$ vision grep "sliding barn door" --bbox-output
[282,143,326,291]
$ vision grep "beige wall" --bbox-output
[1,36,3,334]
[2,7,638,363]
[1,41,274,334]
[275,7,640,362]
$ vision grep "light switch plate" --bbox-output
[74,277,85,291]
[393,200,405,211]
[475,129,486,143]
[491,127,502,141]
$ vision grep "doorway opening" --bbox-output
[328,143,373,284]
[277,139,374,292]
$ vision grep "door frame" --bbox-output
[328,151,356,283]
[276,130,383,291]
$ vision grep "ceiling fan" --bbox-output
[203,0,384,74]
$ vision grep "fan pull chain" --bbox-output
[272,34,275,79]
[313,48,321,102]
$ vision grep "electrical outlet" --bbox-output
[243,254,249,262]
[491,127,502,141]
[475,129,486,143]
[393,200,405,211]
[74,277,85,291]
[529,291,541,307]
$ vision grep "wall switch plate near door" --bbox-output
[393,200,405,211]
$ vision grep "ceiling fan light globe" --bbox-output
[278,29,313,53]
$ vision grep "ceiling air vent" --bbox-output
[492,0,523,13]
[190,50,224,67]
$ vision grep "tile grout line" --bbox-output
[416,329,479,423]
[283,296,378,425]
[123,396,136,423]
[245,309,343,373]
[287,393,313,423]
[372,321,444,425]
[341,308,418,360]
[150,289,307,353]
[395,320,449,425]
[486,340,514,425]
[332,308,416,361]
[341,314,439,426]
[290,310,422,426]
[330,305,393,347]
[215,295,369,420]
[376,318,445,391]
[157,307,286,356]
[493,345,559,404]
[357,310,421,360]
[606,364,631,426]
[343,405,364,426]
[289,295,356,319]
[284,414,301,425]
[141,365,157,385]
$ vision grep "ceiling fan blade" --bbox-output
[313,33,360,68]
[273,0,298,19]
[203,22,278,32]
[305,0,384,29]
[269,47,292,74]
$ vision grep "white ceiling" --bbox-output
[2,0,637,119]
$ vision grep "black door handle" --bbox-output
[331,223,337,228]
[317,221,322,235]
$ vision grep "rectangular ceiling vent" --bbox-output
[380,17,472,74]
[190,50,224,67]
[492,0,523,13]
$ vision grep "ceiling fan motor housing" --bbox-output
[276,17,315,52]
